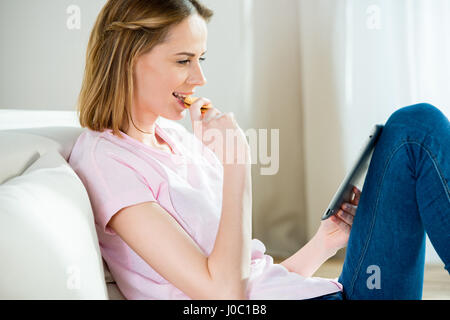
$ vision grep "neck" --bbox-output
[125,113,158,144]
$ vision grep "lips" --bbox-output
[173,91,194,100]
[172,92,192,109]
[172,92,185,100]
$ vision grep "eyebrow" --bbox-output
[174,51,207,57]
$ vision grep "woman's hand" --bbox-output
[188,97,250,165]
[315,186,361,256]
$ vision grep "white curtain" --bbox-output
[205,0,450,262]
[297,0,449,262]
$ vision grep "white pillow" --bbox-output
[0,151,108,299]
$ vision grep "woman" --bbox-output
[69,0,449,300]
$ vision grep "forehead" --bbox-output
[159,15,208,53]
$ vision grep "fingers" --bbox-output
[336,193,358,228]
[188,97,211,122]
[332,186,360,231]
[351,186,361,205]
[202,108,224,122]
[341,202,357,216]
[336,209,354,226]
[331,214,351,232]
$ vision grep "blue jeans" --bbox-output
[333,103,450,300]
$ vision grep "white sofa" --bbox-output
[0,109,126,300]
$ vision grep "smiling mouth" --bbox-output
[172,92,189,104]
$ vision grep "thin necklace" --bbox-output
[130,113,154,135]
[129,113,174,154]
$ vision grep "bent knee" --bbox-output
[386,103,448,129]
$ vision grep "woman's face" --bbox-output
[132,14,208,122]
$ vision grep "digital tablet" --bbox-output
[321,124,384,220]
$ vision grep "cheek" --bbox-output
[134,62,187,108]
[135,70,167,106]
[166,69,187,89]
[135,67,155,96]
[141,68,161,91]
[144,69,184,92]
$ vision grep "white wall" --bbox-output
[0,0,105,110]
[0,0,253,125]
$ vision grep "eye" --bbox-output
[177,57,206,65]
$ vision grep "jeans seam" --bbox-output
[347,138,449,298]
[407,141,450,203]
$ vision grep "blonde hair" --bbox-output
[77,0,213,138]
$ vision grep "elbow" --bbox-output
[206,260,250,299]
[213,280,249,300]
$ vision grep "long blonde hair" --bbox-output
[77,0,213,138]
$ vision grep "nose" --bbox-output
[187,62,207,86]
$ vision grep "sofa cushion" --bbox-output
[0,127,85,185]
[0,150,109,299]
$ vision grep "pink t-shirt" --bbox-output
[68,117,342,299]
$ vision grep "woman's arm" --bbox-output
[107,161,252,300]
[280,187,361,278]
[279,233,335,278]
[207,162,253,299]
[108,201,224,299]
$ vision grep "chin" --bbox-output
[161,109,186,121]
[175,110,187,120]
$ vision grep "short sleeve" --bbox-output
[88,148,159,236]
